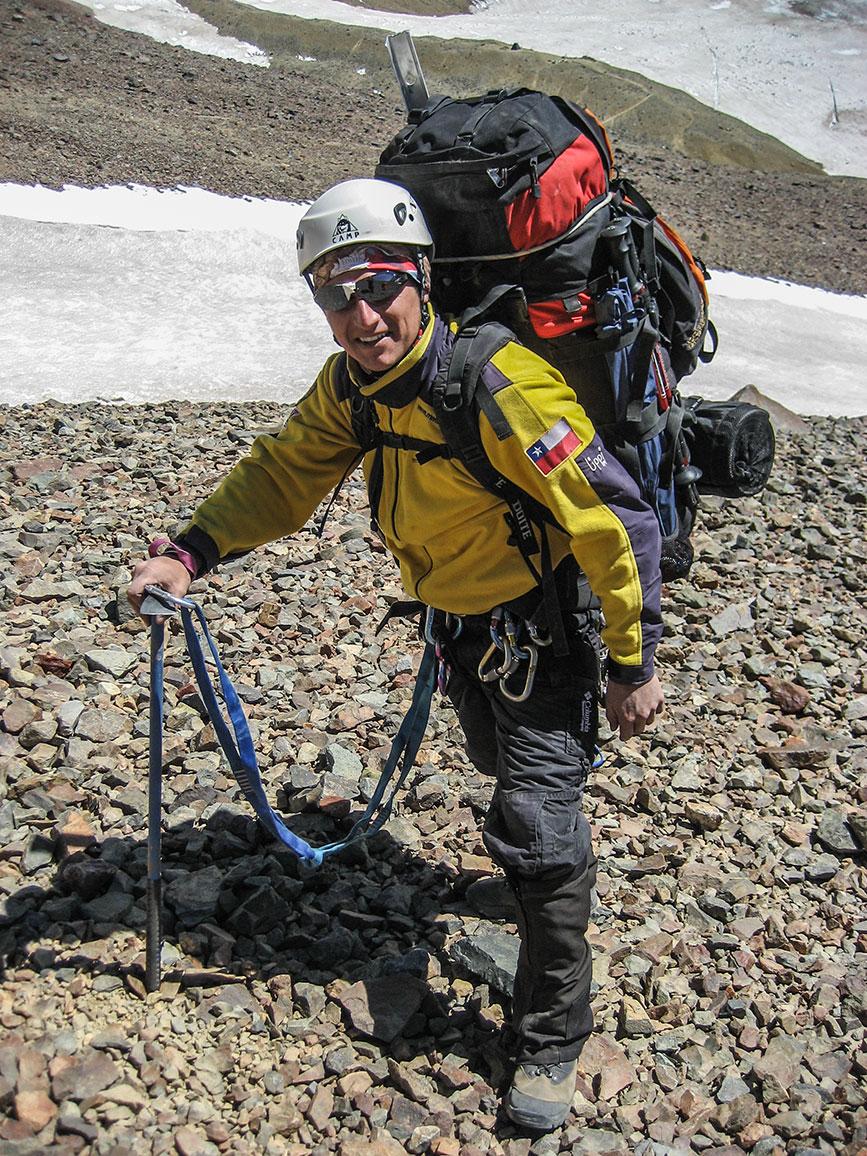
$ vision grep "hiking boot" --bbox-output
[505,1058,577,1131]
[465,875,517,920]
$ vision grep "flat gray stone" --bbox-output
[815,809,860,855]
[448,929,519,996]
[336,974,429,1043]
[83,647,139,677]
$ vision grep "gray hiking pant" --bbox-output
[444,611,600,1065]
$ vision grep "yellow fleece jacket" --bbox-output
[181,311,662,681]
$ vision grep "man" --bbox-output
[128,178,664,1133]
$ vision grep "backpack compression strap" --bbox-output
[142,587,436,864]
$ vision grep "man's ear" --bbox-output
[419,253,432,298]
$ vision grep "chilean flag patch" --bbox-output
[526,418,583,475]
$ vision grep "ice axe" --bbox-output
[139,584,178,993]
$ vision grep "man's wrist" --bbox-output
[148,538,198,580]
[606,660,655,687]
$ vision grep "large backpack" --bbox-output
[374,86,721,577]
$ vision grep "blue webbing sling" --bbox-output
[143,586,437,865]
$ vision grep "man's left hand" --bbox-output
[605,675,664,740]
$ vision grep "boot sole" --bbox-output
[505,1088,571,1132]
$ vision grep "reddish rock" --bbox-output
[16,1048,47,1090]
[330,703,375,731]
[578,1034,636,1100]
[53,811,98,857]
[2,699,40,735]
[10,457,66,481]
[759,741,833,770]
[34,653,74,677]
[436,1061,474,1091]
[306,1084,334,1133]
[338,1134,407,1156]
[174,1125,215,1156]
[14,1088,56,1131]
[766,679,810,714]
[51,1052,121,1103]
[0,1118,37,1140]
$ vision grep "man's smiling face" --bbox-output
[322,271,424,375]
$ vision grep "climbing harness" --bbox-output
[473,605,604,767]
[477,607,550,703]
[142,586,437,870]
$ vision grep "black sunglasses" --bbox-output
[313,270,420,313]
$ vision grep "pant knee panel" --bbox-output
[483,788,591,877]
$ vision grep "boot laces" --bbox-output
[526,1061,567,1081]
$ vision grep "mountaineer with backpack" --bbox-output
[127,177,666,1132]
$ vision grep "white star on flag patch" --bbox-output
[526,418,583,475]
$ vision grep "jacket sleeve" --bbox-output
[479,345,663,685]
[177,356,362,572]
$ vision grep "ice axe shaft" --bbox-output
[386,31,430,113]
[141,586,178,993]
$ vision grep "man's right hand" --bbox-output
[127,557,192,622]
[604,674,665,741]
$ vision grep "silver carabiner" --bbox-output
[478,607,511,681]
[478,640,504,682]
[499,642,539,702]
[527,621,552,647]
[423,605,438,645]
[426,606,464,644]
[445,612,463,639]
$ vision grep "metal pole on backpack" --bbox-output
[386,32,430,113]
[140,587,176,993]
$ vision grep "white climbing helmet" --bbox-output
[296,178,433,278]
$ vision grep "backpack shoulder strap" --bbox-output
[348,387,378,451]
[436,320,515,431]
[433,322,573,655]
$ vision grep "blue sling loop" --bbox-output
[143,586,437,865]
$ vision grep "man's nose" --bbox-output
[350,295,381,323]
